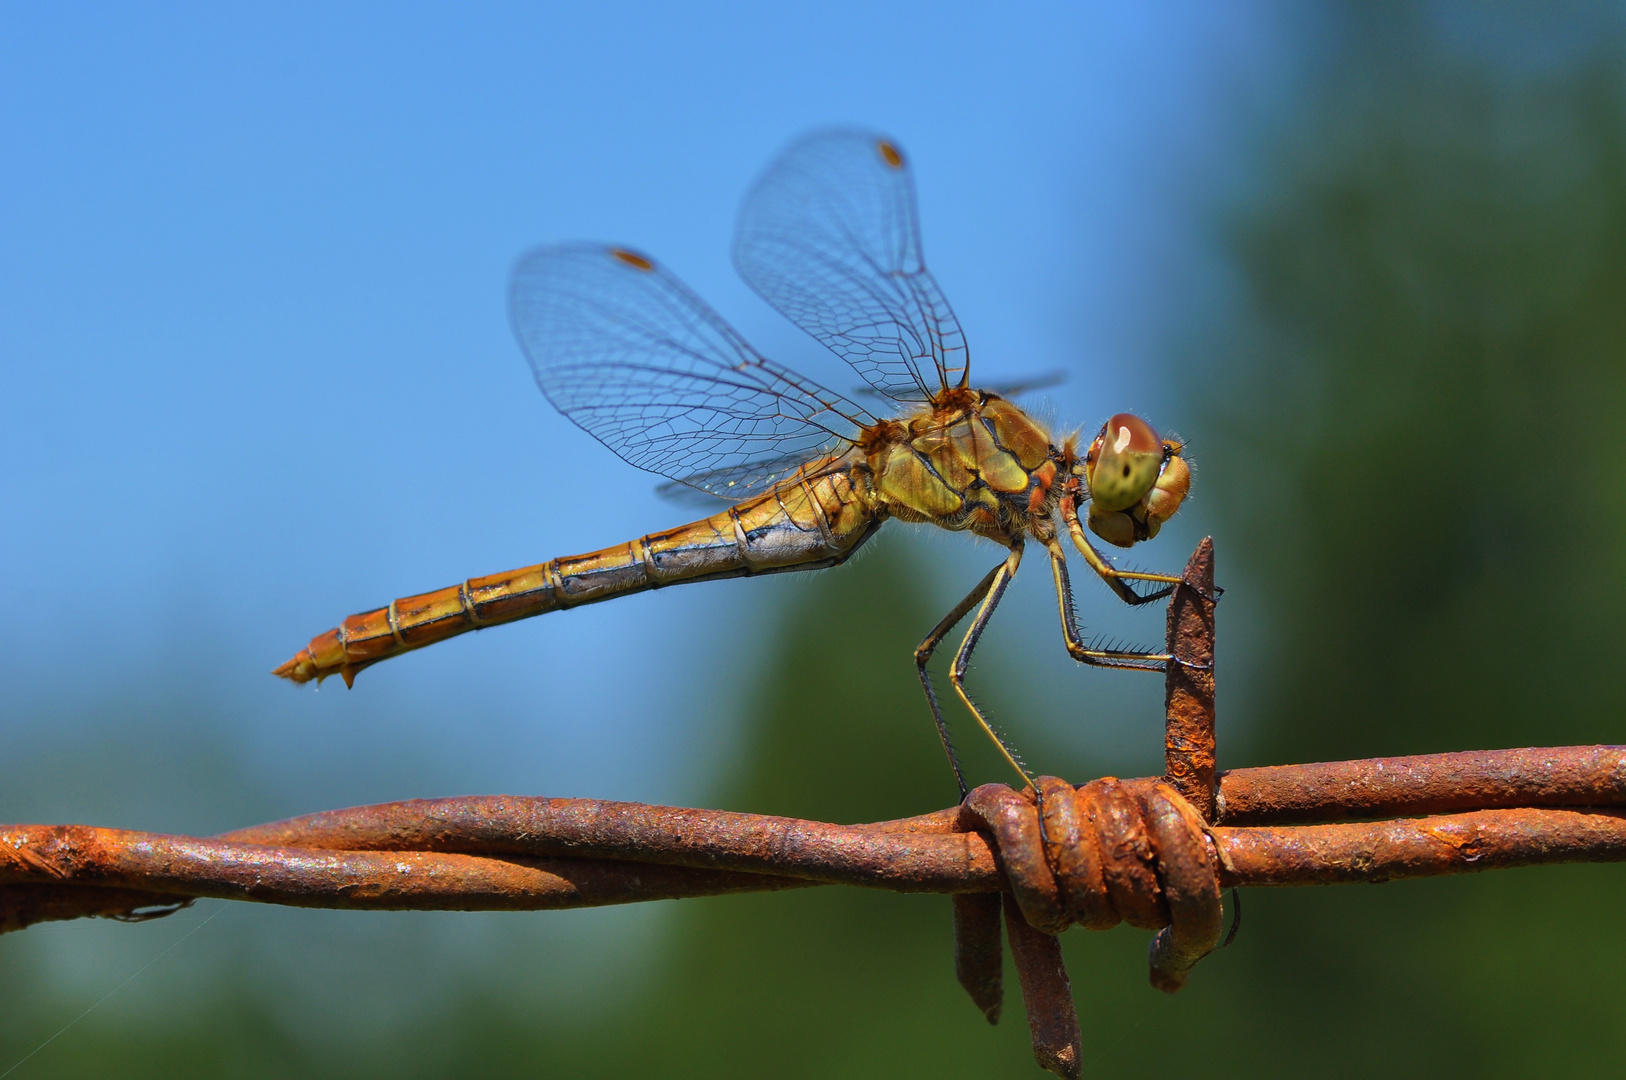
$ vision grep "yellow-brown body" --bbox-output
[275,391,1078,686]
[865,391,1062,540]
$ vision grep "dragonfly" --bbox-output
[275,129,1196,797]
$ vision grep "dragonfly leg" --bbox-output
[915,562,1005,799]
[1060,499,1222,606]
[1046,540,1173,672]
[1063,513,1180,606]
[947,542,1038,791]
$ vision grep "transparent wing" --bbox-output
[850,371,1067,402]
[509,244,873,498]
[734,128,969,403]
[654,448,839,503]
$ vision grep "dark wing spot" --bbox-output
[610,248,654,271]
[877,140,904,169]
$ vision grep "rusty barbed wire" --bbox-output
[2,539,1624,1078]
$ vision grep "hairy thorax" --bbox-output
[861,392,1061,543]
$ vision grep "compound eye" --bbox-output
[1088,413,1163,513]
[1106,413,1160,455]
[1083,429,1104,466]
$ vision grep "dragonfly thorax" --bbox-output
[864,392,1063,541]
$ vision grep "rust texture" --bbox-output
[1217,745,1626,824]
[951,892,1004,1023]
[222,797,990,892]
[1215,807,1626,885]
[7,539,1626,1078]
[1003,892,1082,1080]
[0,824,817,927]
[1164,537,1216,819]
[10,782,1620,927]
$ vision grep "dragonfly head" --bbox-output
[1079,413,1191,548]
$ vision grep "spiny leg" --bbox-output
[1061,504,1183,607]
[916,562,1004,799]
[947,542,1036,791]
[1046,540,1174,672]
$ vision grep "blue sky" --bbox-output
[0,3,1296,819]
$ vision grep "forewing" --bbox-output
[509,244,872,498]
[734,128,969,402]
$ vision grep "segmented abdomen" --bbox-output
[274,461,877,686]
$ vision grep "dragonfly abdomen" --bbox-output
[274,467,878,687]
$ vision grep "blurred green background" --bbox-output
[6,3,1626,1077]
